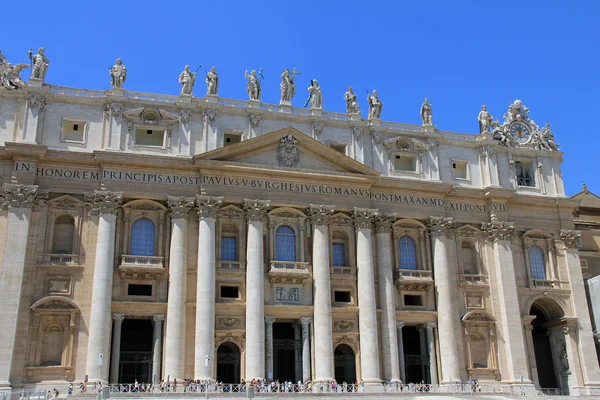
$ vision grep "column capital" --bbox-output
[197,195,223,220]
[425,321,437,330]
[112,313,125,323]
[374,213,397,233]
[0,184,48,210]
[167,196,196,219]
[265,316,276,324]
[428,216,455,238]
[105,102,123,117]
[153,314,165,323]
[352,207,378,230]
[249,114,261,128]
[560,229,581,249]
[204,108,218,124]
[481,219,514,242]
[308,204,335,226]
[243,198,270,221]
[27,93,47,112]
[299,316,312,325]
[85,191,123,216]
[396,320,405,330]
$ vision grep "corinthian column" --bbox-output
[374,213,400,382]
[243,199,270,380]
[352,207,381,384]
[84,191,123,383]
[164,196,195,382]
[195,196,223,380]
[308,204,335,383]
[428,216,461,384]
[0,185,47,388]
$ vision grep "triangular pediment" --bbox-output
[572,186,600,209]
[195,127,379,177]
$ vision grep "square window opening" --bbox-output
[452,161,468,180]
[62,120,85,142]
[224,133,242,146]
[135,128,165,147]
[404,294,423,306]
[128,284,152,297]
[334,290,351,303]
[394,154,417,172]
[330,144,346,155]
[220,285,239,299]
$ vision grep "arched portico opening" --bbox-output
[334,344,356,384]
[216,342,240,383]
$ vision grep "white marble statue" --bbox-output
[206,66,218,95]
[306,79,322,109]
[503,99,530,123]
[178,65,196,96]
[30,47,49,81]
[245,69,261,100]
[367,90,383,119]
[280,68,296,103]
[344,86,360,114]
[420,98,433,126]
[0,51,29,90]
[478,105,493,133]
[110,58,127,89]
[536,122,559,151]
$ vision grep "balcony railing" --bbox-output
[395,269,433,280]
[217,261,246,271]
[532,279,559,289]
[38,253,81,267]
[119,255,165,279]
[458,274,489,286]
[394,269,433,291]
[332,266,356,275]
[268,261,311,284]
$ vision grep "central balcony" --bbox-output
[458,274,489,288]
[38,253,83,268]
[394,269,433,291]
[119,255,164,280]
[268,261,311,284]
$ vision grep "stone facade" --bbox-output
[0,82,598,396]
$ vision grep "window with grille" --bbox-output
[275,225,296,261]
[398,236,418,270]
[529,246,546,280]
[332,243,346,266]
[221,236,237,261]
[516,161,534,187]
[130,218,155,256]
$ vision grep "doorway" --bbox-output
[117,319,153,383]
[216,342,241,383]
[530,304,559,390]
[334,344,356,384]
[402,325,429,384]
[273,323,298,382]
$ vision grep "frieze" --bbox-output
[243,199,270,221]
[352,207,378,230]
[308,204,335,226]
[333,320,355,332]
[217,316,242,330]
[85,191,123,216]
[197,195,223,219]
[0,184,48,210]
[167,196,195,219]
[560,229,581,249]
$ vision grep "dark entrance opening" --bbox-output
[530,304,559,390]
[273,323,297,382]
[402,325,429,384]
[216,342,241,383]
[334,344,356,384]
[117,319,153,383]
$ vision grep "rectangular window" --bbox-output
[62,119,86,143]
[452,161,468,180]
[330,143,346,155]
[224,132,242,147]
[515,161,535,187]
[220,285,239,299]
[221,237,237,261]
[127,284,152,297]
[404,294,423,306]
[334,290,351,303]
[394,154,417,172]
[135,128,166,147]
[332,243,346,266]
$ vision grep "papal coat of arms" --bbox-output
[276,134,300,167]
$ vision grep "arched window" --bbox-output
[130,218,155,256]
[529,246,546,280]
[332,233,346,267]
[275,225,296,261]
[461,241,478,274]
[52,215,75,254]
[398,236,418,270]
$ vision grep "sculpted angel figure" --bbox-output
[245,69,261,100]
[178,65,196,95]
[110,58,127,88]
[306,79,322,108]
[478,105,493,133]
[280,68,296,103]
[367,90,383,119]
[537,122,559,151]
[504,99,529,123]
[0,52,30,90]
[420,98,433,125]
[30,47,49,81]
[206,66,219,95]
[344,86,360,114]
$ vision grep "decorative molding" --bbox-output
[308,204,335,226]
[333,320,355,332]
[107,102,123,117]
[153,314,165,323]
[426,138,439,150]
[481,219,514,242]
[353,126,363,140]
[276,134,300,167]
[312,122,323,136]
[560,229,581,249]
[249,114,260,128]
[396,321,405,330]
[427,216,455,238]
[265,316,276,324]
[243,199,270,221]
[179,110,191,124]
[374,213,397,233]
[0,184,48,210]
[217,316,242,330]
[27,93,47,112]
[351,207,378,230]
[112,313,125,323]
[372,131,383,145]
[299,316,312,325]
[204,108,217,123]
[167,196,196,219]
[84,191,123,216]
[196,195,223,219]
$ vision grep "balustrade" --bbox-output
[38,253,81,267]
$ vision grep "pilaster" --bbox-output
[106,103,124,151]
[21,93,47,143]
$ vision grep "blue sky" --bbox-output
[3,1,598,196]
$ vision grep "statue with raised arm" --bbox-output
[344,86,360,114]
[478,105,493,133]
[206,66,219,95]
[367,90,383,119]
[30,47,49,81]
[110,58,127,88]
[0,51,30,90]
[503,99,530,123]
[537,122,559,151]
[245,69,261,100]
[280,68,296,103]
[306,79,322,108]
[420,98,433,126]
[178,65,196,96]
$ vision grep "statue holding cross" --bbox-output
[280,67,301,104]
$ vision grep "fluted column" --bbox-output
[428,216,461,383]
[300,317,312,382]
[374,213,400,382]
[152,315,165,384]
[426,322,438,384]
[84,191,123,383]
[243,199,270,380]
[265,316,276,381]
[482,218,531,385]
[396,321,406,383]
[0,185,47,388]
[308,204,335,382]
[164,196,195,382]
[194,196,223,380]
[352,207,381,383]
[110,314,125,383]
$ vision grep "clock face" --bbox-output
[510,122,531,144]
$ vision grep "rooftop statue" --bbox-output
[280,68,298,104]
[305,79,322,109]
[420,98,433,126]
[0,51,30,90]
[344,86,360,114]
[535,122,559,151]
[367,90,382,119]
[29,47,49,82]
[206,66,219,96]
[245,69,262,100]
[478,105,493,134]
[503,99,529,123]
[110,58,127,89]
[178,65,196,96]
[491,100,556,150]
